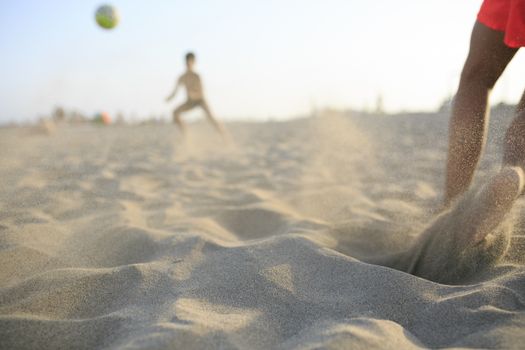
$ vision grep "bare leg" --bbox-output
[173,101,195,135]
[468,166,524,243]
[173,111,186,134]
[200,100,229,139]
[503,89,525,169]
[444,21,518,206]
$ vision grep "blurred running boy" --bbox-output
[166,52,227,136]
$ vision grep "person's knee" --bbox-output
[173,111,182,123]
[173,108,182,117]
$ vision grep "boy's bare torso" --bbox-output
[178,71,204,101]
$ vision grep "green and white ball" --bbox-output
[95,5,119,30]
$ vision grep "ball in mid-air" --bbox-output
[95,5,119,30]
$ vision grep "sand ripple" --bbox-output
[1,118,524,349]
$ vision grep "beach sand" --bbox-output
[1,112,524,349]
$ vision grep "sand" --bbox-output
[1,112,524,349]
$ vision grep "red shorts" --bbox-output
[477,0,525,48]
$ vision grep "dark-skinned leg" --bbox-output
[173,101,194,135]
[503,89,525,169]
[201,100,228,138]
[444,21,518,206]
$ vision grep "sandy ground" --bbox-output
[1,112,524,349]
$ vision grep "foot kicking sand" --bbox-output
[374,167,524,284]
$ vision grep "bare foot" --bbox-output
[379,167,524,284]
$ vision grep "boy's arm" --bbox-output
[165,77,182,102]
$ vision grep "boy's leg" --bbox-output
[173,101,196,134]
[503,89,525,169]
[200,100,227,136]
[444,21,518,206]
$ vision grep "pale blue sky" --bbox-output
[0,0,523,122]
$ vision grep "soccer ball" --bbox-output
[95,5,119,30]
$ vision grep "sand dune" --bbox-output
[1,114,524,349]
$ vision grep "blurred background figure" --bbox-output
[165,52,227,137]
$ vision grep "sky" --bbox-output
[0,0,524,123]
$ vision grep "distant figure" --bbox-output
[445,0,525,205]
[444,0,525,206]
[165,52,227,137]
